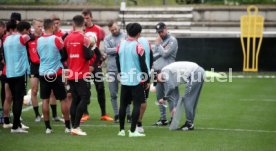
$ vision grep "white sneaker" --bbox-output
[3,123,13,129]
[20,123,29,130]
[128,130,146,137]
[117,130,126,136]
[136,126,144,133]
[65,128,71,133]
[35,116,41,122]
[53,116,65,123]
[71,127,87,136]
[45,128,53,134]
[11,128,28,133]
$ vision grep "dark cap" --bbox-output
[156,22,166,32]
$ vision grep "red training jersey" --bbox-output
[64,31,91,80]
[27,35,41,64]
[54,29,66,38]
[84,24,105,48]
[85,24,105,67]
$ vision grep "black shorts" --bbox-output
[0,75,7,83]
[30,63,39,78]
[39,75,66,100]
[120,84,145,105]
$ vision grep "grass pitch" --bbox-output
[0,73,276,151]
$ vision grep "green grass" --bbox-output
[0,75,276,151]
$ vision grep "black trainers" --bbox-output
[177,121,194,131]
[127,115,132,123]
[114,115,119,123]
[153,119,169,126]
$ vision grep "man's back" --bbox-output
[64,31,91,80]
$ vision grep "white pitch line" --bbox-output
[240,99,276,102]
[197,127,276,133]
[21,97,97,113]
[26,124,276,134]
[230,75,276,79]
[22,102,42,112]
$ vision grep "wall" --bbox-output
[0,6,119,26]
[176,37,276,71]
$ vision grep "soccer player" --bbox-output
[63,15,94,136]
[2,20,29,130]
[3,21,31,133]
[0,20,6,108]
[52,15,66,38]
[104,20,131,123]
[1,20,15,129]
[37,19,70,134]
[136,36,154,133]
[82,9,113,122]
[116,23,149,137]
[153,22,179,126]
[27,18,43,122]
[50,14,67,122]
[155,61,205,131]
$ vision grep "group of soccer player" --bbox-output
[0,8,205,137]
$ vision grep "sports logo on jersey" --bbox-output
[70,54,80,58]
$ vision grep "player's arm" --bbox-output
[60,47,68,62]
[54,37,66,62]
[20,34,32,46]
[137,44,150,84]
[83,46,94,60]
[20,34,34,62]
[115,44,121,73]
[91,47,101,68]
[150,48,154,70]
[156,38,178,59]
[163,81,174,101]
[104,37,117,55]
[0,43,4,72]
[26,34,36,63]
[61,32,68,40]
[99,27,106,41]
[83,36,94,60]
[153,47,162,61]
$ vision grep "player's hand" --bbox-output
[145,83,150,90]
[89,66,95,72]
[171,107,176,117]
[90,41,96,48]
[158,99,166,105]
[155,36,162,45]
[101,53,107,61]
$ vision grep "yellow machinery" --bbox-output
[240,5,264,72]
